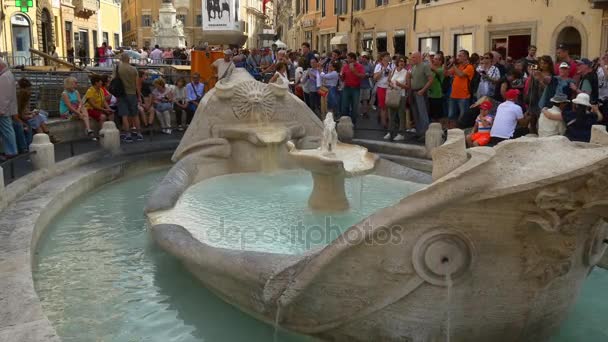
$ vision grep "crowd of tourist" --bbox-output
[2,40,608,160]
[246,42,608,146]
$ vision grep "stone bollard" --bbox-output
[425,122,444,157]
[99,121,121,154]
[431,129,468,181]
[29,133,55,170]
[590,125,608,145]
[336,116,354,142]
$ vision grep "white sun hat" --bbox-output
[572,93,592,107]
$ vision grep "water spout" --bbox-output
[273,304,282,342]
[446,272,453,342]
[321,112,338,155]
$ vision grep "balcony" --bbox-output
[74,0,99,18]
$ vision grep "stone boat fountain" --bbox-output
[145,69,608,341]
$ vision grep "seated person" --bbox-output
[563,93,603,142]
[489,89,530,145]
[459,96,498,129]
[538,94,570,137]
[84,74,114,125]
[59,76,96,139]
[17,78,58,143]
[466,100,493,147]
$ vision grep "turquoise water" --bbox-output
[161,170,426,254]
[33,169,608,341]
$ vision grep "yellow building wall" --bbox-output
[99,0,122,48]
[414,0,603,58]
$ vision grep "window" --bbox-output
[92,30,98,49]
[354,0,365,11]
[288,16,293,29]
[296,0,300,15]
[142,15,151,27]
[65,21,73,49]
[335,0,347,15]
[316,0,319,10]
[114,33,120,48]
[304,0,308,13]
[177,14,187,25]
[102,32,109,45]
[321,0,325,16]
[453,33,473,56]
[305,31,312,44]
[375,0,388,7]
[196,14,203,26]
[418,36,440,53]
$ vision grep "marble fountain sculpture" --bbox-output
[145,68,608,341]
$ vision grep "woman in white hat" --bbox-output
[538,94,570,137]
[562,93,603,142]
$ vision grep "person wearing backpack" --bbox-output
[447,50,475,128]
[115,53,143,142]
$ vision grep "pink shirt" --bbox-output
[341,62,365,88]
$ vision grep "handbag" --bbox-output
[318,86,329,97]
[109,65,126,97]
[386,87,402,108]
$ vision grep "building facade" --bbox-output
[275,0,608,59]
[121,0,271,48]
[0,0,122,64]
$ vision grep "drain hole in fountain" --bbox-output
[441,257,450,264]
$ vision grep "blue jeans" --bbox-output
[0,116,17,156]
[341,87,360,124]
[13,121,33,153]
[327,86,339,112]
[411,93,430,137]
[448,98,470,120]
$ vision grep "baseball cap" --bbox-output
[224,49,234,55]
[576,58,592,66]
[559,62,570,69]
[479,101,493,110]
[505,89,520,100]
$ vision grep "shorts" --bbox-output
[87,108,105,122]
[471,132,491,146]
[376,87,387,109]
[155,102,173,112]
[360,88,371,102]
[118,94,139,117]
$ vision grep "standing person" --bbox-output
[321,62,340,115]
[150,45,163,64]
[407,52,434,140]
[554,44,577,79]
[67,45,75,64]
[303,58,321,115]
[570,58,599,105]
[429,53,445,124]
[447,50,475,128]
[525,45,537,65]
[140,47,149,65]
[340,52,366,124]
[185,72,204,125]
[553,62,575,99]
[597,52,608,122]
[359,53,374,118]
[476,52,500,98]
[373,53,392,129]
[301,42,316,69]
[151,78,174,134]
[97,42,108,67]
[116,53,143,142]
[269,62,290,86]
[212,50,234,81]
[0,58,18,159]
[387,57,408,141]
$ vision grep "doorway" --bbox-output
[491,34,531,60]
[40,9,53,54]
[556,26,582,58]
[393,34,405,55]
[11,14,32,65]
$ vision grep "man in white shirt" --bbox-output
[490,89,529,145]
[212,50,234,80]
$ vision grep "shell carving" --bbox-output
[230,81,276,121]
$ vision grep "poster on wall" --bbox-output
[202,0,240,31]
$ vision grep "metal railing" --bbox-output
[0,151,37,184]
[4,55,192,68]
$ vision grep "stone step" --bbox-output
[352,139,429,159]
[377,153,432,173]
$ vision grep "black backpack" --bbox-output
[109,65,126,97]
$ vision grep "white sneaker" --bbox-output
[406,128,417,133]
[167,129,172,134]
[394,134,405,141]
[383,133,391,140]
